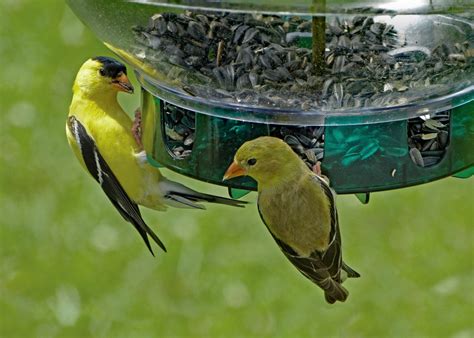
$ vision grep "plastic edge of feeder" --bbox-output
[135,70,474,127]
[127,0,473,16]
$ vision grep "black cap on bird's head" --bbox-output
[92,56,134,94]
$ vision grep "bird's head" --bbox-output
[73,56,134,97]
[223,136,306,187]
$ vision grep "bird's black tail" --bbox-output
[175,191,248,207]
[160,179,248,209]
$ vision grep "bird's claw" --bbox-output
[134,150,148,166]
[312,161,323,176]
[132,108,143,150]
[313,161,330,185]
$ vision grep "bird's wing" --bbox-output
[312,174,343,281]
[313,175,360,279]
[257,202,348,303]
[67,115,166,254]
[257,174,355,303]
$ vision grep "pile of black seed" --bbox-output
[408,112,450,167]
[162,98,326,164]
[270,126,325,169]
[163,101,195,158]
[133,11,473,111]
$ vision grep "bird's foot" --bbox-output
[312,161,323,176]
[313,161,330,185]
[132,108,143,150]
[134,150,148,167]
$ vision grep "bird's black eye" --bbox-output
[99,69,105,76]
[247,158,257,166]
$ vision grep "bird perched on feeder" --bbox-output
[66,56,246,255]
[223,137,359,303]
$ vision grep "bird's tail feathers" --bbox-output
[160,179,247,209]
[312,273,349,304]
[342,262,361,278]
[322,279,349,304]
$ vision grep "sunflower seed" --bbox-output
[423,156,441,167]
[236,73,251,90]
[438,131,449,148]
[424,119,445,131]
[407,111,450,167]
[150,14,167,35]
[421,133,438,140]
[185,21,203,39]
[242,27,259,44]
[304,149,317,163]
[183,133,195,146]
[165,126,184,141]
[388,46,431,62]
[409,148,424,167]
[134,11,472,113]
[165,20,178,34]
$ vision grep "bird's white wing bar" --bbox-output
[67,116,167,254]
[93,148,104,185]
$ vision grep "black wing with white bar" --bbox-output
[67,116,166,255]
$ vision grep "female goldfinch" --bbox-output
[223,136,359,303]
[66,57,245,255]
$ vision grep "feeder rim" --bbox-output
[127,0,473,16]
[135,70,473,126]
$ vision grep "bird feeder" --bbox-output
[68,0,473,200]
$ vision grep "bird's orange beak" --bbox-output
[223,161,247,181]
[112,72,134,93]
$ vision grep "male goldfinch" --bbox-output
[67,56,245,255]
[223,136,359,303]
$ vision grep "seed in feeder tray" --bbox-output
[165,126,184,141]
[133,11,473,111]
[424,119,445,131]
[274,126,325,167]
[421,133,438,140]
[161,98,327,165]
[183,134,195,146]
[409,148,424,167]
[407,111,450,167]
[438,131,449,148]
[163,102,196,159]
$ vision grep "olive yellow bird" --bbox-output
[223,136,359,303]
[67,56,245,255]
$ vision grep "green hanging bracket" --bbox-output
[354,193,370,204]
[452,166,474,179]
[147,153,163,168]
[228,187,252,199]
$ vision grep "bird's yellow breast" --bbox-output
[258,174,331,256]
[67,94,163,208]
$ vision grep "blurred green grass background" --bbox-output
[0,1,473,337]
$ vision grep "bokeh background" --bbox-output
[1,1,473,337]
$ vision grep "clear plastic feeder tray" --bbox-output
[68,0,474,195]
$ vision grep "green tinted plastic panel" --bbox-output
[453,166,474,179]
[145,89,473,194]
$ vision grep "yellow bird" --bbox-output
[223,136,359,303]
[66,56,245,255]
